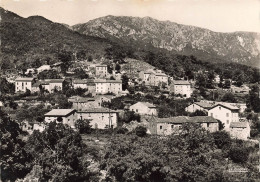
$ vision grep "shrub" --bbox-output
[229,145,249,163]
[250,129,259,138]
[135,126,147,137]
[211,131,231,149]
[116,127,128,134]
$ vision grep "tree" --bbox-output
[135,126,147,137]
[189,110,207,116]
[221,92,237,103]
[211,131,231,149]
[87,55,93,62]
[246,84,260,112]
[121,74,129,91]
[0,110,32,181]
[229,143,249,163]
[57,50,73,73]
[57,116,63,122]
[75,119,92,134]
[115,63,121,72]
[223,79,231,89]
[37,70,61,80]
[24,122,98,181]
[102,123,226,182]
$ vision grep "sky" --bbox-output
[1,0,260,33]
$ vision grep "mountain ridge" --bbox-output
[72,15,260,67]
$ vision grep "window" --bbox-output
[226,113,229,117]
[160,126,162,129]
[219,107,221,110]
[227,120,229,124]
[207,123,209,127]
[171,125,174,128]
[136,109,138,112]
[211,113,213,117]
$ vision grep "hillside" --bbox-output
[0,7,113,70]
[73,15,260,67]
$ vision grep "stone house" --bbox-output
[185,101,215,113]
[72,79,88,89]
[139,69,168,87]
[230,122,250,140]
[170,80,192,98]
[15,77,35,93]
[95,79,122,95]
[44,109,77,129]
[129,102,157,116]
[95,65,108,77]
[208,103,239,131]
[149,116,219,135]
[77,108,118,129]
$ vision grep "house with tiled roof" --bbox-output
[139,69,168,87]
[129,102,157,116]
[15,77,35,93]
[170,80,192,98]
[95,79,122,95]
[208,103,239,131]
[44,109,77,128]
[230,122,250,140]
[149,116,219,135]
[72,79,88,89]
[31,79,64,93]
[95,65,108,77]
[185,101,215,113]
[186,100,247,114]
[77,108,119,129]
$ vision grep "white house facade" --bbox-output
[129,102,157,116]
[208,104,239,131]
[171,80,192,98]
[44,109,77,128]
[15,77,35,93]
[77,108,118,129]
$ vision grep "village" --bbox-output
[0,56,258,142]
[1,2,260,181]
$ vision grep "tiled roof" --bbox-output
[133,102,156,108]
[49,79,64,83]
[173,80,191,85]
[73,79,88,84]
[44,109,76,117]
[156,116,218,124]
[155,73,167,76]
[230,122,248,128]
[15,77,34,82]
[210,103,239,111]
[194,102,215,109]
[78,108,119,113]
[94,79,122,83]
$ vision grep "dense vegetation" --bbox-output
[1,108,259,182]
[101,123,260,182]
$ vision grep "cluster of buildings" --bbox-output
[185,100,250,140]
[15,77,123,95]
[10,62,252,140]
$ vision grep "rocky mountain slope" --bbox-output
[73,15,260,67]
[0,7,113,69]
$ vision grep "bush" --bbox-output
[115,127,128,134]
[135,126,147,137]
[211,131,231,149]
[250,129,259,138]
[229,145,249,163]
